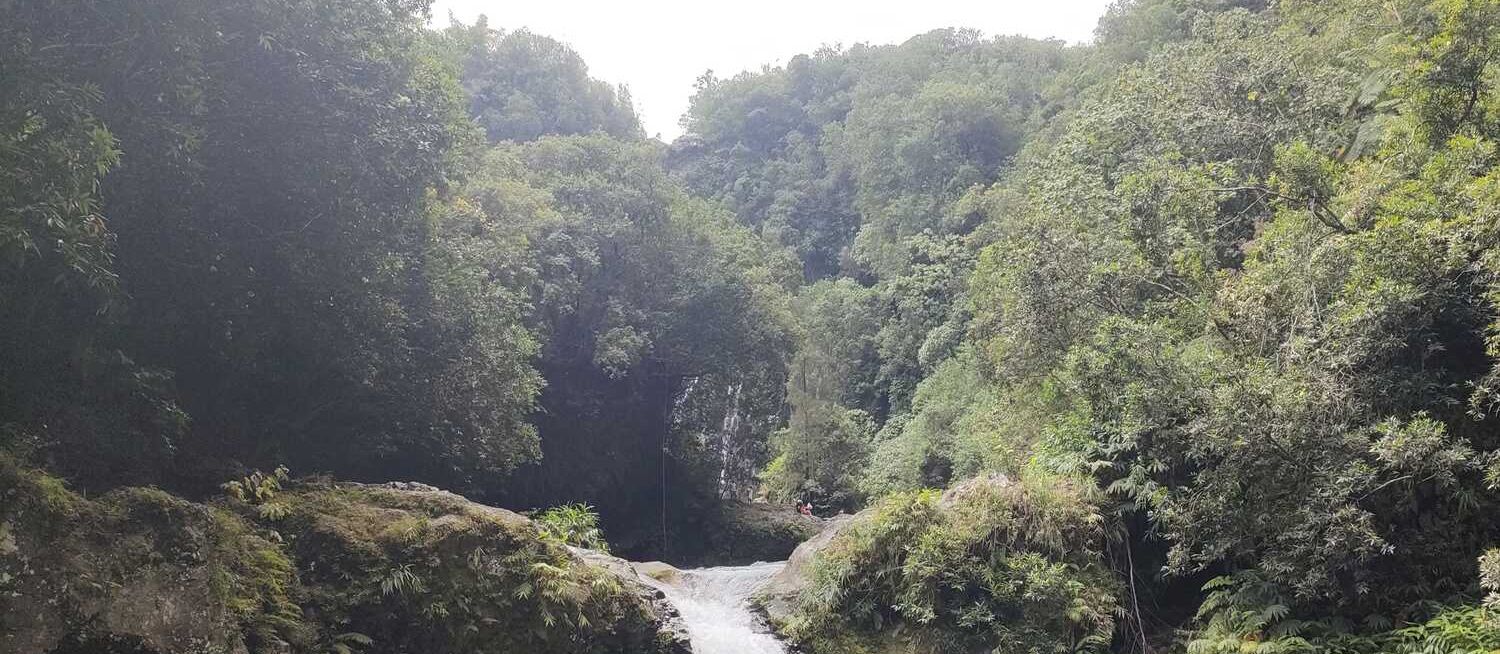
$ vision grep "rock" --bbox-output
[376,480,442,492]
[0,457,695,654]
[632,560,684,584]
[753,510,866,624]
[687,500,823,566]
[0,463,264,654]
[569,548,693,654]
[751,476,1017,625]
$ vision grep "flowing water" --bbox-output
[646,562,788,654]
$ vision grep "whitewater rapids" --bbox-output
[644,562,788,654]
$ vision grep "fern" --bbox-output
[380,564,425,599]
[533,503,610,552]
[326,632,372,654]
[223,465,290,505]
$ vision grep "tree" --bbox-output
[442,18,642,143]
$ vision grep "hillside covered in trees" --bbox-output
[5,0,1500,652]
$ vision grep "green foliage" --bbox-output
[956,0,1500,620]
[441,17,643,142]
[1186,573,1316,654]
[1187,570,1500,654]
[676,34,1070,502]
[536,503,610,552]
[326,632,374,654]
[0,18,186,487]
[0,0,548,492]
[860,349,1003,498]
[475,134,797,552]
[763,403,875,511]
[782,475,1119,654]
[8,0,1500,649]
[222,466,290,505]
[716,0,1500,648]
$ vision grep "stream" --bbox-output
[645,562,788,654]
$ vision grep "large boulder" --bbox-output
[753,511,863,625]
[569,548,692,654]
[0,458,694,654]
[275,481,694,654]
[630,560,685,585]
[752,474,1121,654]
[626,499,821,567]
[1,457,270,654]
[700,500,823,565]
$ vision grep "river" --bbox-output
[644,562,788,654]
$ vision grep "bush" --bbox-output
[1187,563,1500,654]
[780,473,1119,654]
[535,503,610,552]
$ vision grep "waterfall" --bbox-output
[644,562,787,654]
[717,382,743,497]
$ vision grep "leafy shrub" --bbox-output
[782,474,1119,654]
[535,503,610,552]
[222,466,290,505]
[1188,562,1500,654]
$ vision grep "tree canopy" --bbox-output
[5,0,1500,651]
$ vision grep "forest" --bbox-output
[3,0,1500,652]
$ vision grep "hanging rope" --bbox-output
[661,426,668,558]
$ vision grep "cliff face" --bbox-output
[0,459,690,654]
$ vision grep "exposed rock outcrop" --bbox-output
[631,560,685,585]
[634,500,821,567]
[700,501,823,565]
[0,458,693,654]
[570,548,692,654]
[752,511,863,625]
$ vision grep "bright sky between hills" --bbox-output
[429,0,1117,141]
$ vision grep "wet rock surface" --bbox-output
[571,547,694,654]
[752,511,864,624]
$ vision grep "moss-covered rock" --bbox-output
[702,501,823,565]
[755,511,863,626]
[760,474,1122,654]
[265,481,691,654]
[0,455,294,654]
[653,499,822,567]
[0,459,692,654]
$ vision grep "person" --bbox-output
[798,501,813,517]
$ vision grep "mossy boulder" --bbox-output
[0,459,692,654]
[755,511,862,625]
[759,474,1122,654]
[702,500,823,565]
[264,482,689,653]
[0,456,295,654]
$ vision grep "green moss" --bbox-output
[262,484,671,653]
[781,474,1120,654]
[1,455,303,654]
[206,508,310,651]
[0,453,84,522]
[2,465,680,654]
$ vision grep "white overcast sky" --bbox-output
[429,0,1118,140]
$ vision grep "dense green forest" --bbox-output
[5,0,1500,652]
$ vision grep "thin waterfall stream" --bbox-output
[644,562,788,654]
